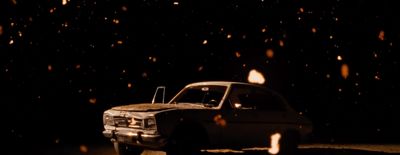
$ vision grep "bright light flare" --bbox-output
[247,69,265,84]
[62,0,68,5]
[337,55,342,61]
[268,133,281,155]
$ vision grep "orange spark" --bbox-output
[0,25,3,36]
[62,0,68,5]
[198,66,204,71]
[213,114,227,127]
[226,34,232,39]
[378,30,385,41]
[341,64,349,79]
[113,19,120,24]
[299,7,304,13]
[127,83,132,88]
[89,98,97,104]
[261,28,267,33]
[235,51,241,58]
[117,40,123,45]
[279,40,284,47]
[80,145,88,153]
[121,6,128,11]
[266,49,274,59]
[337,55,343,61]
[311,27,317,33]
[47,64,53,71]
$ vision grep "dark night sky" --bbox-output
[2,0,400,147]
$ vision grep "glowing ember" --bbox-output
[198,66,204,71]
[268,133,281,154]
[261,28,267,32]
[47,64,53,71]
[235,51,241,58]
[0,25,3,36]
[337,55,342,61]
[248,69,265,84]
[266,49,274,59]
[213,114,227,127]
[299,7,304,13]
[75,64,81,69]
[11,0,17,5]
[341,64,349,79]
[311,27,317,33]
[113,19,120,24]
[127,83,132,88]
[121,6,128,11]
[279,40,284,47]
[89,98,97,104]
[62,0,68,5]
[202,39,208,45]
[117,40,123,45]
[79,145,88,153]
[378,30,385,41]
[226,34,232,39]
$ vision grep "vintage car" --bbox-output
[102,81,313,155]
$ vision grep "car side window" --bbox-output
[229,85,287,111]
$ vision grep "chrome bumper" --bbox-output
[103,128,168,149]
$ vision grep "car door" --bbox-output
[219,85,291,148]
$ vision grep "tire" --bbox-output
[277,131,300,155]
[166,123,206,155]
[113,142,143,155]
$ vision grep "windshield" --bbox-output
[171,85,227,107]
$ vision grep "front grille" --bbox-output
[128,118,144,129]
[113,116,144,129]
[114,117,128,127]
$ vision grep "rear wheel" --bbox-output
[113,142,143,155]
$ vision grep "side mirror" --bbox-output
[152,86,166,104]
[234,103,242,109]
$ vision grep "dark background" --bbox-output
[2,0,400,149]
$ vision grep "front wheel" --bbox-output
[113,142,143,155]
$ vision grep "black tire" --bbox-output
[166,123,206,155]
[113,142,143,155]
[277,131,300,155]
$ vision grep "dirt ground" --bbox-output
[9,143,400,155]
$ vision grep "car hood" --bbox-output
[111,103,208,112]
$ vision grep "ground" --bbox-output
[10,143,400,155]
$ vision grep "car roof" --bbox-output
[186,81,264,88]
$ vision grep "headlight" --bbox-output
[145,117,157,129]
[103,113,114,126]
